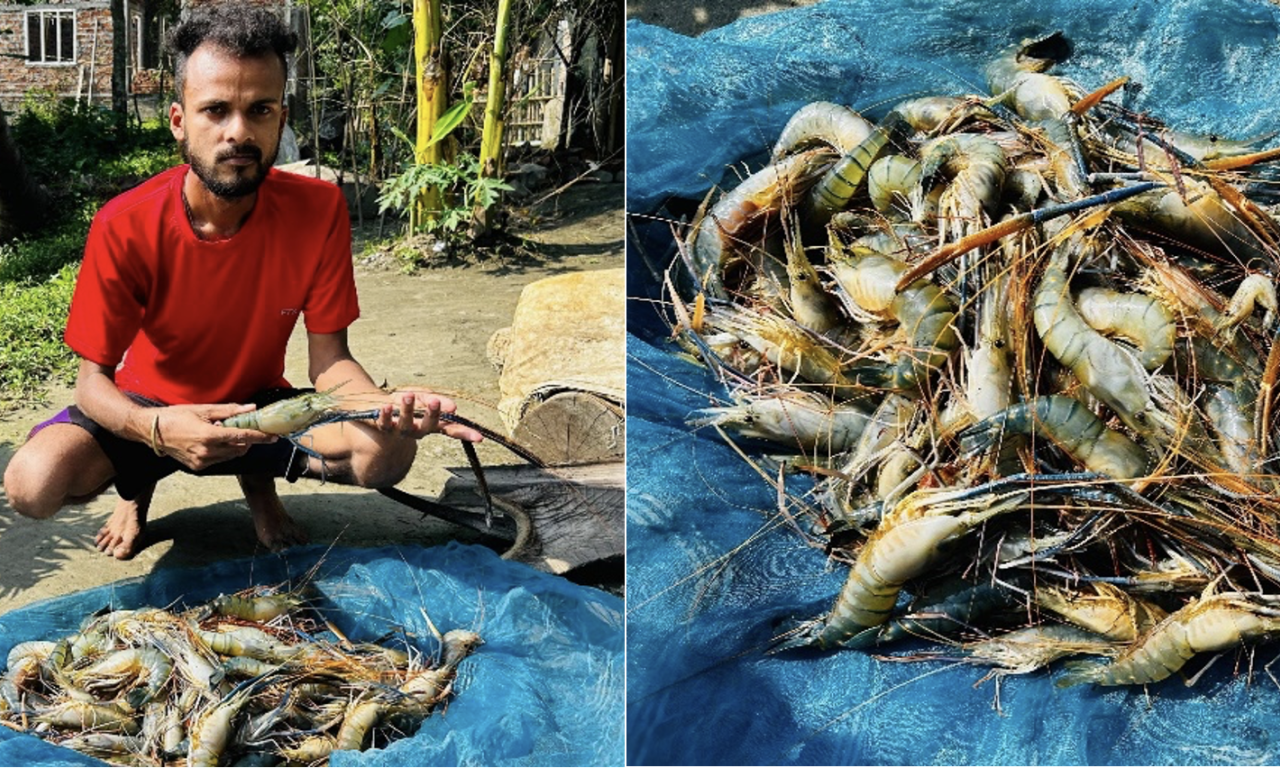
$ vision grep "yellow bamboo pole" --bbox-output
[473,0,512,236]
[413,0,446,229]
[478,0,512,180]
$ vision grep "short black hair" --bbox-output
[167,4,298,101]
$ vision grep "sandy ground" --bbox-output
[0,182,624,615]
[626,0,820,37]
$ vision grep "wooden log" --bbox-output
[439,462,623,575]
[512,391,625,466]
[490,269,625,435]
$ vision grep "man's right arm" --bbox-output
[73,359,278,470]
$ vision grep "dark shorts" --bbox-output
[28,388,314,501]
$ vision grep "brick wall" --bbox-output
[185,0,284,6]
[0,0,295,112]
[0,1,130,111]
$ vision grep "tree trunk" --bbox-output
[0,107,53,240]
[412,0,446,231]
[604,1,623,157]
[111,0,128,130]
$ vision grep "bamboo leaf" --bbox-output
[425,96,474,147]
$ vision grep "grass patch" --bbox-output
[0,263,78,409]
[0,218,93,285]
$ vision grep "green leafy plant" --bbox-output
[0,220,91,284]
[0,99,176,406]
[377,152,512,235]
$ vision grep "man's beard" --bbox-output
[181,140,276,199]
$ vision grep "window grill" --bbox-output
[26,10,76,65]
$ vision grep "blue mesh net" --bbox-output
[626,1,1280,764]
[0,543,623,767]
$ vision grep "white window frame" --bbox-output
[25,9,77,67]
[134,15,143,70]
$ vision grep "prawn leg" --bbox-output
[1070,75,1130,117]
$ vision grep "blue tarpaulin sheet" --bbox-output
[625,1,1280,764]
[0,543,623,767]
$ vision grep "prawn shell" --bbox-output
[210,593,302,622]
[220,386,345,435]
[335,700,385,751]
[816,515,966,647]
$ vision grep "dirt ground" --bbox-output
[626,0,819,37]
[0,182,624,615]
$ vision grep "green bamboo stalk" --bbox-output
[413,0,446,230]
[478,0,512,179]
[474,0,513,236]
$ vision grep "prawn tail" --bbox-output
[958,411,1011,456]
[1054,660,1102,688]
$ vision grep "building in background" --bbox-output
[0,0,161,110]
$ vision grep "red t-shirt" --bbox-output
[64,165,360,405]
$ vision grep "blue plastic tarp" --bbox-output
[0,543,623,767]
[625,1,1280,764]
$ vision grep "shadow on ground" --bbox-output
[357,182,624,277]
[0,438,495,607]
[0,438,109,602]
[140,491,495,573]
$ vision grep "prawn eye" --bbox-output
[994,340,1005,349]
[1135,412,1147,423]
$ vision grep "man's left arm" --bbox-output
[307,330,483,443]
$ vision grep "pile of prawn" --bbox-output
[0,585,481,765]
[671,30,1280,691]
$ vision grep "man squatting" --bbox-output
[3,4,483,559]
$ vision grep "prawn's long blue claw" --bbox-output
[284,435,328,484]
[290,408,499,526]
[461,441,495,528]
[1100,110,1204,169]
[1025,181,1162,224]
[306,408,382,427]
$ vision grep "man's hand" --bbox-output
[146,403,278,470]
[374,392,484,443]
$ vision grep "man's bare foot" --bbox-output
[94,485,154,560]
[238,474,309,551]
